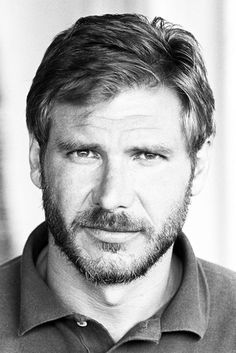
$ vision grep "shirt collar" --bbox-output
[18,223,210,339]
[161,232,210,338]
[18,223,71,336]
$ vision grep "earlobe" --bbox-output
[29,135,42,189]
[191,137,213,196]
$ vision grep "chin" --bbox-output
[57,238,174,285]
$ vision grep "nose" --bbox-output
[92,161,134,210]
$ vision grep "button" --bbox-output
[76,320,87,327]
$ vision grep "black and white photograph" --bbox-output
[0,0,235,351]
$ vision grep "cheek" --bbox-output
[134,163,191,222]
[43,158,98,212]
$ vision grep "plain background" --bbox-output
[0,0,235,270]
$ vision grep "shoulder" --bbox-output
[0,257,21,337]
[199,258,236,306]
[0,256,21,290]
[198,258,236,345]
[0,256,21,308]
[199,258,236,295]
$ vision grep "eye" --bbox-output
[139,152,158,160]
[75,150,98,158]
[68,149,100,162]
[134,152,164,161]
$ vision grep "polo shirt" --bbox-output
[0,222,235,352]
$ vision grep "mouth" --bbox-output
[82,226,140,243]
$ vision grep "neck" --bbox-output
[45,235,182,342]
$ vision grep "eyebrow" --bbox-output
[55,139,101,152]
[56,138,173,156]
[126,145,173,156]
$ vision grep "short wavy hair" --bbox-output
[26,13,215,157]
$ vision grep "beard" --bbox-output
[41,174,192,285]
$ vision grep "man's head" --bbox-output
[27,14,215,284]
[27,13,215,160]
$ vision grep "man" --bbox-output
[0,13,235,352]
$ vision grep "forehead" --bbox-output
[49,87,184,145]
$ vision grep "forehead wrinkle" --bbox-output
[91,114,155,121]
[52,103,152,127]
[71,115,166,132]
[58,123,164,138]
[51,109,183,150]
[59,116,165,133]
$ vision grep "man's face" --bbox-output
[39,87,193,284]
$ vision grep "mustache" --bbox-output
[70,208,153,233]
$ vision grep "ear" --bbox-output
[191,137,213,196]
[29,135,42,189]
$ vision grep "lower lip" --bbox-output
[83,227,139,243]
